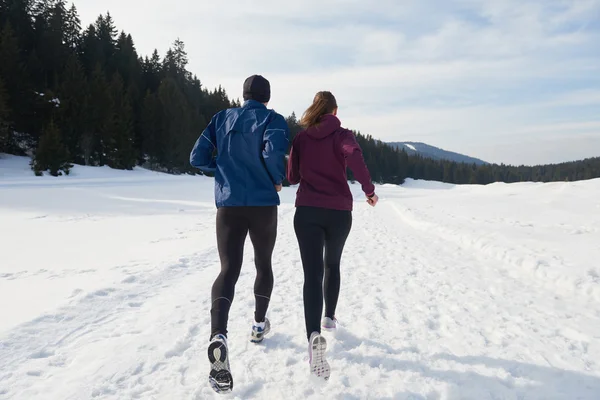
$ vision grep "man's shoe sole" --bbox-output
[208,340,233,394]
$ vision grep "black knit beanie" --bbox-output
[243,75,271,103]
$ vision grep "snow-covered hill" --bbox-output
[1,155,599,399]
[388,142,488,165]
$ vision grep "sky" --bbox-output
[74,0,600,165]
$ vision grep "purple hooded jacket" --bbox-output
[287,114,375,211]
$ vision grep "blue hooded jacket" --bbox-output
[190,100,290,208]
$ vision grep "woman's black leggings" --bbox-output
[210,206,277,340]
[294,206,352,341]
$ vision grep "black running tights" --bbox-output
[210,206,277,339]
[294,206,352,341]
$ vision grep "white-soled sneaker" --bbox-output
[308,331,331,380]
[208,334,233,394]
[321,317,337,331]
[250,318,271,343]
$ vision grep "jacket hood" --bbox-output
[305,114,341,139]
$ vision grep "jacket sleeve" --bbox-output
[263,113,290,185]
[341,131,376,196]
[287,135,301,185]
[190,114,218,173]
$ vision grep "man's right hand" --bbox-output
[367,193,379,207]
[275,184,282,192]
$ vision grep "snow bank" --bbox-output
[0,154,33,178]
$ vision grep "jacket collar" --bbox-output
[243,99,267,110]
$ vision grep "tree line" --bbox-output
[0,0,237,176]
[1,1,598,184]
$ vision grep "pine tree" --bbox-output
[57,52,88,162]
[163,38,189,81]
[114,31,142,161]
[285,112,302,144]
[0,22,31,133]
[87,63,111,165]
[106,72,135,169]
[141,90,163,168]
[28,86,60,148]
[33,0,68,89]
[98,12,118,40]
[142,49,162,92]
[0,76,13,153]
[80,24,100,74]
[157,77,193,173]
[2,0,36,52]
[94,13,117,73]
[30,0,50,86]
[115,31,141,87]
[202,86,233,123]
[32,119,71,176]
[64,3,81,50]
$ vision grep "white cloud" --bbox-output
[74,0,600,165]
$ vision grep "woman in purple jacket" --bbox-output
[287,91,378,380]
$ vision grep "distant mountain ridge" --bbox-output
[388,142,488,165]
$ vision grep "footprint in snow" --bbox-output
[121,275,137,284]
[30,349,55,359]
[87,288,117,298]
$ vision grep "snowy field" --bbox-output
[1,153,600,400]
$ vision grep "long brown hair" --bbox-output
[299,91,338,128]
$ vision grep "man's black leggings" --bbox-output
[294,206,352,341]
[210,206,277,339]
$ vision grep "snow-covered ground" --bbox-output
[1,153,600,400]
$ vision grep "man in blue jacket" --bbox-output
[190,75,289,394]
